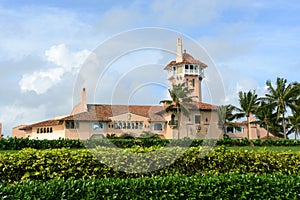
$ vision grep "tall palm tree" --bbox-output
[217,104,243,137]
[160,83,195,139]
[264,78,299,139]
[236,90,260,139]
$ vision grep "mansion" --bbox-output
[12,38,271,140]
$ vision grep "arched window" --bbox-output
[154,123,163,130]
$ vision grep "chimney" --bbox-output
[82,88,87,112]
[176,37,183,63]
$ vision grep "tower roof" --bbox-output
[164,52,208,69]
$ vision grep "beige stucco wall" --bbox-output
[107,113,153,137]
[164,109,221,139]
[12,125,27,138]
[226,123,270,139]
[30,125,65,140]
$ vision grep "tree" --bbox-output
[217,104,243,137]
[236,90,260,139]
[160,83,195,139]
[252,100,276,138]
[264,78,299,139]
[287,106,300,140]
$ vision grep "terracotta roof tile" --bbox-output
[63,104,167,122]
[20,119,61,130]
[165,53,208,69]
[23,102,216,129]
[197,102,217,110]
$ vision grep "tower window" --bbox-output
[191,79,195,87]
[195,115,201,124]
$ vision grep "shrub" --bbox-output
[0,147,299,183]
[0,174,299,199]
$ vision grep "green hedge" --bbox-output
[0,137,84,150]
[1,174,299,199]
[1,137,299,150]
[0,147,299,183]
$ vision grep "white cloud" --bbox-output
[19,44,91,94]
[19,68,64,94]
[45,44,91,72]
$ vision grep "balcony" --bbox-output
[168,120,178,128]
[184,69,200,75]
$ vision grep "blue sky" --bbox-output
[0,0,299,137]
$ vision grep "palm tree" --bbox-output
[287,106,300,140]
[160,83,195,139]
[236,90,260,139]
[264,78,299,139]
[217,104,243,137]
[252,100,276,138]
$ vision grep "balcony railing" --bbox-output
[168,120,178,127]
[185,69,200,75]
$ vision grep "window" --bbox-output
[191,79,195,87]
[65,121,79,129]
[235,126,244,133]
[37,128,39,133]
[92,122,104,130]
[226,127,234,133]
[195,115,201,124]
[127,122,130,129]
[153,123,163,130]
[139,122,143,129]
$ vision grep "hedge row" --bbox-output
[1,147,299,183]
[0,137,84,150]
[1,137,300,150]
[1,174,299,199]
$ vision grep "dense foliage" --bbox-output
[0,147,299,183]
[0,137,84,150]
[1,174,299,199]
[1,137,300,150]
[225,77,300,139]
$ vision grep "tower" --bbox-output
[164,38,207,102]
